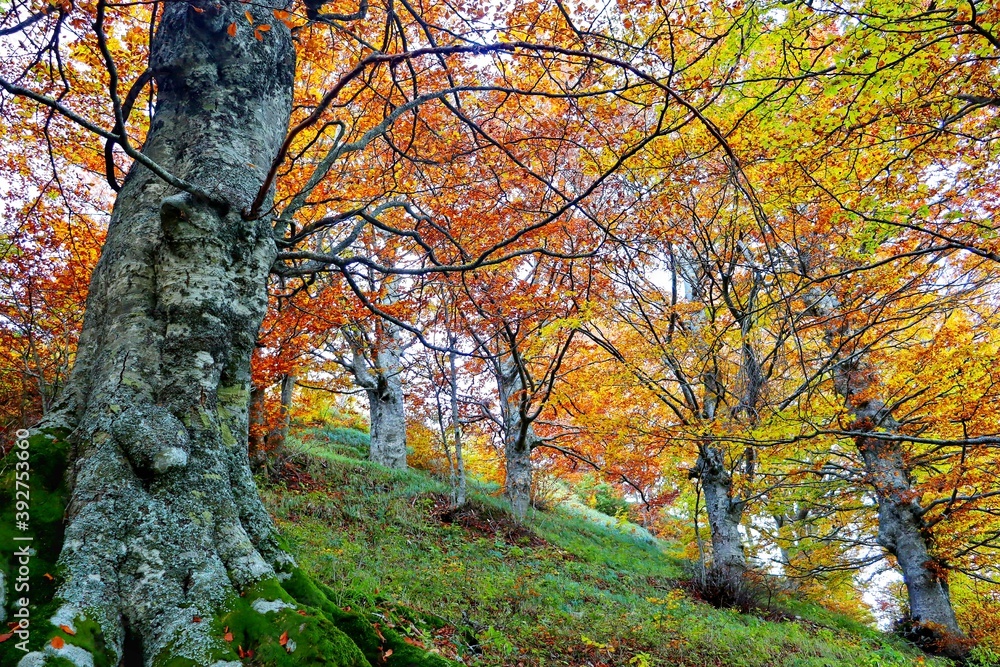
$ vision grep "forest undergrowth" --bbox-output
[260,425,973,667]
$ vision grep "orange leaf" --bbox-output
[43,573,54,581]
[254,28,263,41]
[273,10,294,26]
[244,10,253,23]
[224,631,234,642]
[51,637,65,649]
[257,24,270,31]
[296,610,307,616]
[403,637,425,648]
[279,630,289,646]
[191,5,205,13]
[0,632,14,643]
[237,645,246,659]
[59,625,75,636]
[383,649,394,659]
[226,22,236,37]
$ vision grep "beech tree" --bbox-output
[0,0,747,662]
[334,313,409,470]
[4,0,998,661]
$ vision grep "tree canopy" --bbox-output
[1,0,999,664]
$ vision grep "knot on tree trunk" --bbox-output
[108,403,190,476]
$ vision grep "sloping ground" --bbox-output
[262,428,947,667]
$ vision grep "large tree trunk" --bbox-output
[694,446,746,573]
[852,402,961,634]
[498,356,533,519]
[367,343,407,470]
[2,4,450,666]
[812,279,962,638]
[29,4,297,663]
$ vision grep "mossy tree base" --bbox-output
[1,432,457,667]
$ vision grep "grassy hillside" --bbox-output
[261,426,951,667]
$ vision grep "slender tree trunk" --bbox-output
[449,346,466,507]
[267,373,295,451]
[694,445,747,573]
[248,383,267,472]
[499,356,533,519]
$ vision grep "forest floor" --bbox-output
[260,426,949,667]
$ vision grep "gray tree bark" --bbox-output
[1,4,429,666]
[346,326,408,470]
[449,346,467,507]
[26,4,298,664]
[809,281,962,636]
[498,356,534,519]
[844,397,961,634]
[678,249,750,574]
[694,446,747,573]
[267,373,295,452]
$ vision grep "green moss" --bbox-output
[213,592,369,667]
[0,430,120,666]
[42,657,77,667]
[152,571,458,667]
[2,428,458,666]
[1,430,68,659]
[283,569,454,667]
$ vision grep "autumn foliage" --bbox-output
[2,0,1000,659]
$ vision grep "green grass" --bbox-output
[262,428,948,666]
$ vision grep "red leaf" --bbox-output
[296,610,307,616]
[0,632,14,643]
[192,616,202,623]
[279,630,289,646]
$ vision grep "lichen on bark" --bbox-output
[0,2,456,665]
